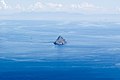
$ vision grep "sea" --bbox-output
[0,20,120,80]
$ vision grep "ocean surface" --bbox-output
[0,20,120,80]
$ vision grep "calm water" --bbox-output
[0,20,120,80]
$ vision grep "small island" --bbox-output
[54,36,67,45]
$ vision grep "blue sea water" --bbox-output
[0,20,120,80]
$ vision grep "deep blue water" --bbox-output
[0,20,120,80]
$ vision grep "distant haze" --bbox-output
[0,0,120,21]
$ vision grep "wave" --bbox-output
[0,57,116,69]
[56,21,71,26]
[0,56,43,62]
[78,22,106,28]
[115,63,120,67]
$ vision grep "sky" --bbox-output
[0,0,120,20]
